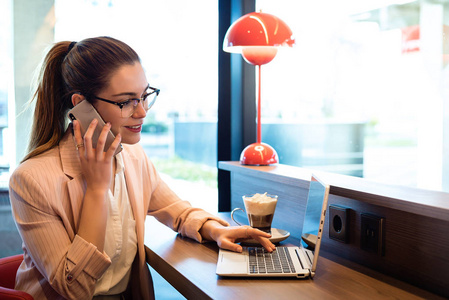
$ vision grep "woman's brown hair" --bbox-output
[23,36,140,162]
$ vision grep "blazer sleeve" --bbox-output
[139,152,229,242]
[9,164,111,300]
[148,177,229,242]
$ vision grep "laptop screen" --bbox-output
[300,175,329,250]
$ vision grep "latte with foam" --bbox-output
[242,193,278,233]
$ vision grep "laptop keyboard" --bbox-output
[248,247,296,274]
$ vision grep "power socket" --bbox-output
[360,213,385,256]
[329,205,350,243]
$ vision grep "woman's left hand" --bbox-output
[200,221,276,253]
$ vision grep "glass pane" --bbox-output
[0,0,18,258]
[0,0,12,185]
[1,1,218,292]
[55,0,218,211]
[256,0,449,192]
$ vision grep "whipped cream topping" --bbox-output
[243,193,278,215]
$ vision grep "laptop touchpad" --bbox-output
[217,250,248,275]
[221,250,246,263]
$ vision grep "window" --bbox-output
[55,0,219,211]
[255,0,449,192]
[0,0,221,212]
[1,0,218,258]
[0,0,13,187]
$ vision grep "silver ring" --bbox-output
[76,143,84,150]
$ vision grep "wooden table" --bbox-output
[144,214,443,300]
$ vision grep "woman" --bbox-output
[9,37,275,299]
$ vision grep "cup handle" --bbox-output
[231,208,245,226]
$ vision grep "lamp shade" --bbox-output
[223,12,295,65]
[239,142,279,165]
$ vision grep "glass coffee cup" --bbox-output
[231,193,278,233]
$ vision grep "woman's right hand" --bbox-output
[73,119,121,252]
[72,119,121,193]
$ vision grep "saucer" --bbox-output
[240,228,290,245]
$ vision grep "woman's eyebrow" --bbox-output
[111,84,150,97]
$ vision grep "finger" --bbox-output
[83,119,98,155]
[72,120,85,153]
[105,133,121,159]
[247,227,271,239]
[95,122,112,159]
[72,120,83,145]
[219,239,243,253]
[246,227,275,252]
[251,234,275,252]
[239,226,251,239]
[257,238,276,252]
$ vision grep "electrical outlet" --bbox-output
[360,213,385,256]
[329,205,350,243]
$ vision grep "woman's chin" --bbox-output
[120,136,140,145]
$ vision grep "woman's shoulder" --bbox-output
[12,147,63,180]
[9,146,73,216]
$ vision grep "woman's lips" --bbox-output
[125,125,142,133]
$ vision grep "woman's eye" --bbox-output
[120,100,133,107]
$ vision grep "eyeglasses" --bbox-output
[93,86,160,118]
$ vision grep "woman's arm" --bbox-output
[140,149,275,253]
[9,120,121,299]
[10,168,111,300]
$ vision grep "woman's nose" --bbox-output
[132,101,147,118]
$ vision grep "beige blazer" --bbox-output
[9,128,227,299]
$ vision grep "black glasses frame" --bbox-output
[93,86,160,115]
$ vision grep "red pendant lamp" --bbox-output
[223,12,295,165]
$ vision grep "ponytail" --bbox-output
[22,41,73,162]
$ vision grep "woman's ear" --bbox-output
[71,93,86,107]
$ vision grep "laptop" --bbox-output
[216,174,329,279]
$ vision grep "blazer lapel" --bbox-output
[59,127,85,230]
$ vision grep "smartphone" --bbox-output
[68,100,122,156]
